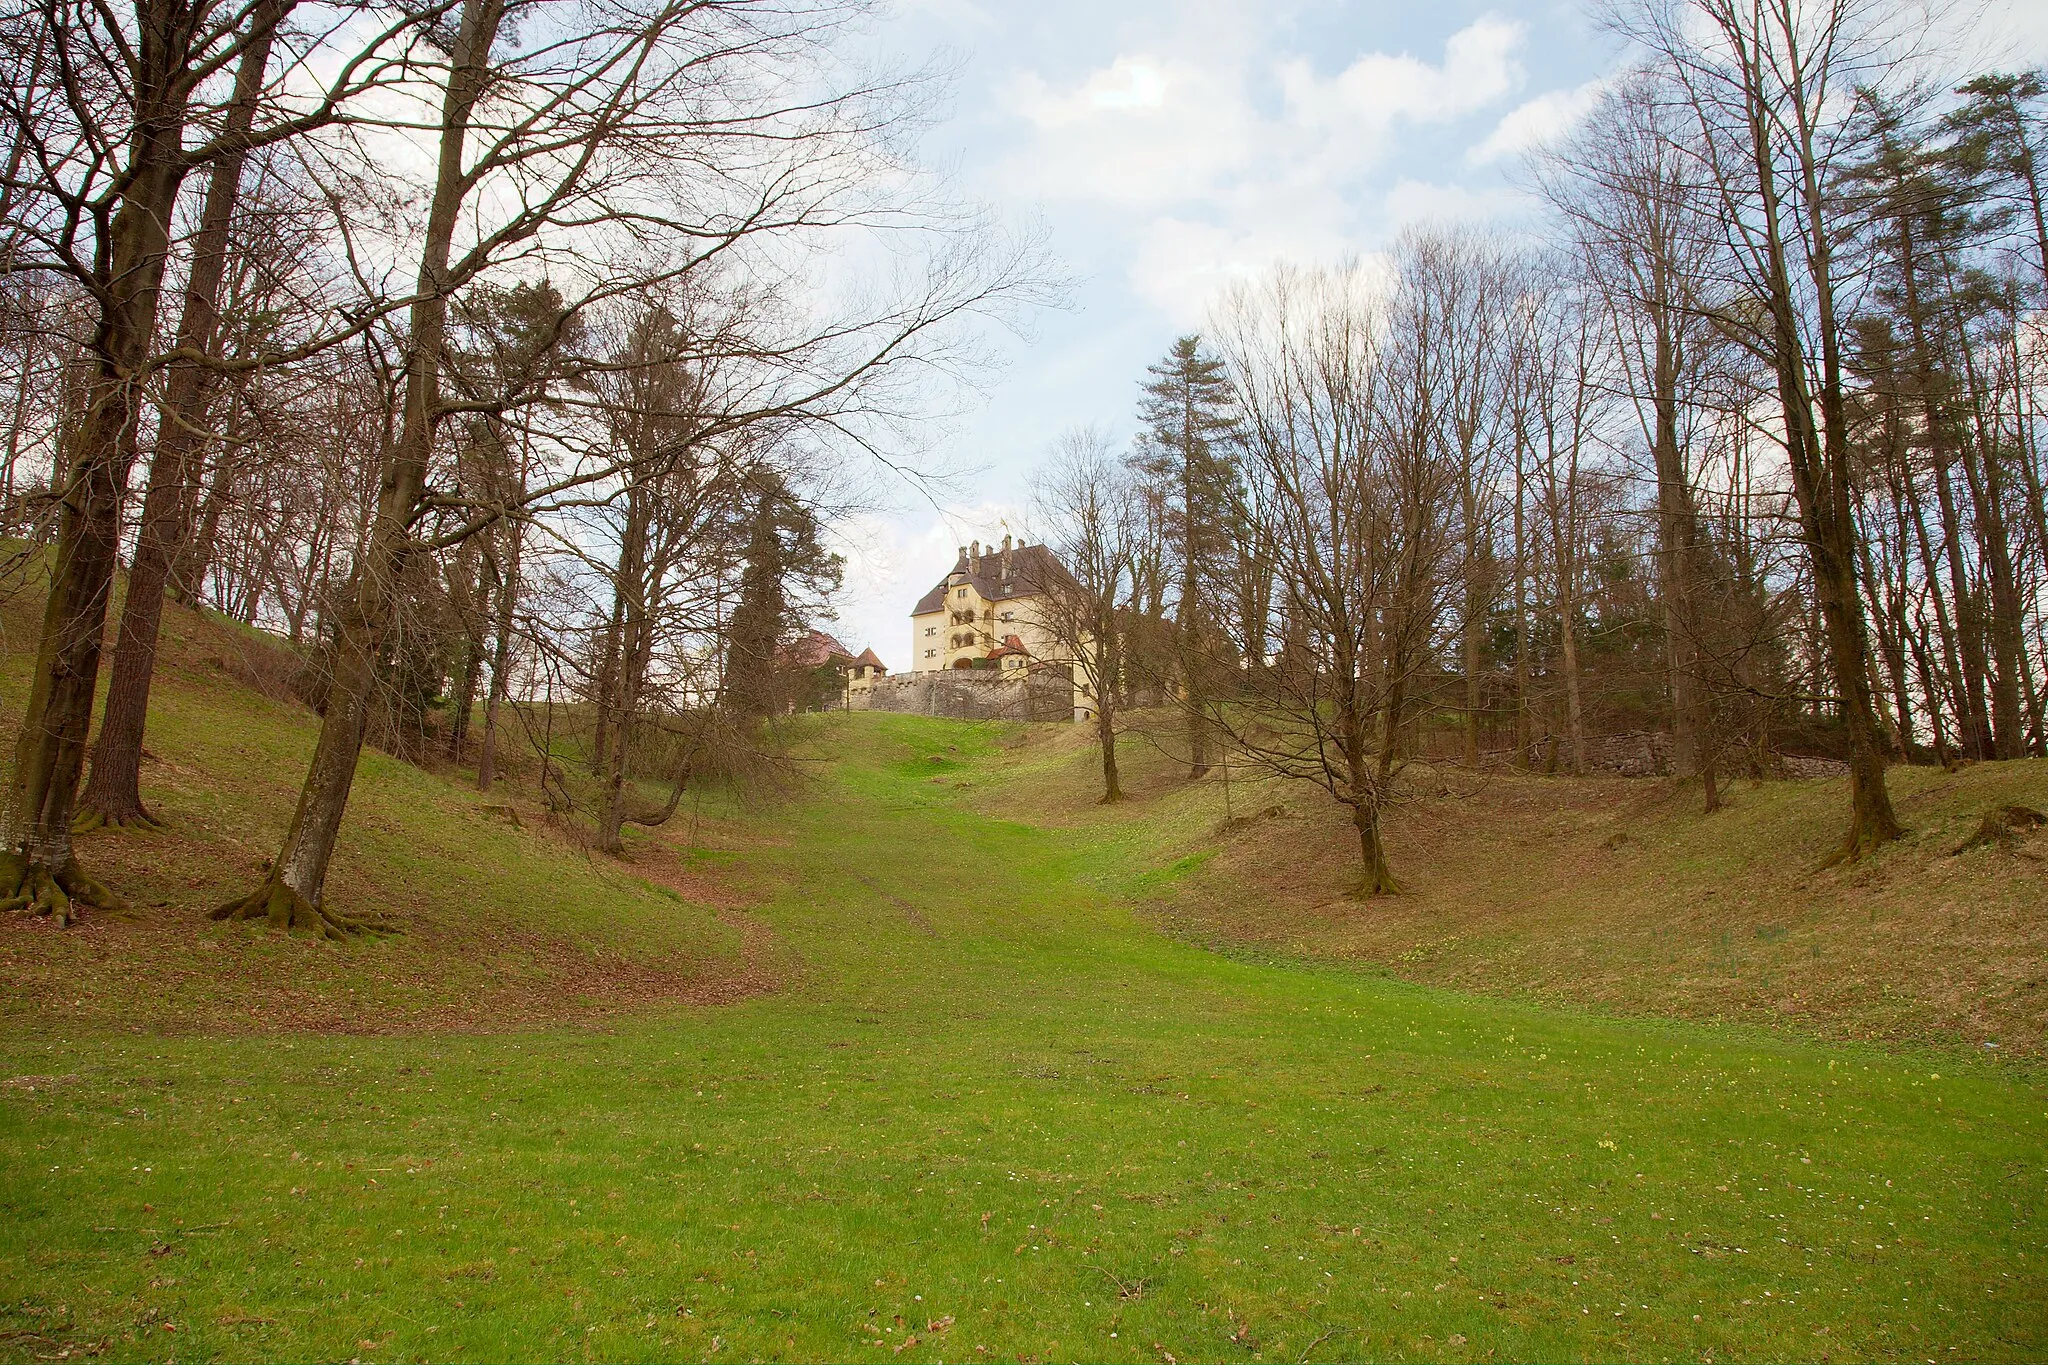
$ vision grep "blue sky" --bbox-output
[828,0,2048,669]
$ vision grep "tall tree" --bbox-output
[75,0,284,830]
[1544,76,1727,805]
[1625,0,1906,859]
[722,467,839,732]
[1034,428,1142,803]
[0,0,420,919]
[1133,336,1237,778]
[213,0,517,936]
[1211,260,1461,896]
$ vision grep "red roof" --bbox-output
[780,629,858,669]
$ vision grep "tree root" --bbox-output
[210,876,400,942]
[71,806,165,835]
[0,851,129,927]
[1952,804,2047,856]
[1815,810,1910,870]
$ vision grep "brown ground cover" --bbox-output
[0,566,779,1036]
[975,716,2048,1062]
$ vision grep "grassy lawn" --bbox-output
[1,712,2042,1362]
[968,718,2048,1062]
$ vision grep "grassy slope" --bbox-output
[0,697,2043,1363]
[0,577,754,1035]
[972,718,2048,1062]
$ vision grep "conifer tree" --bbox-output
[723,471,841,728]
[1133,336,1238,777]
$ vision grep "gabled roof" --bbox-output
[854,647,886,671]
[910,542,1075,616]
[780,628,859,669]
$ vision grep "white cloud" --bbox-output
[994,15,1533,320]
[1003,16,1528,209]
[1467,78,1605,164]
[1126,206,1352,325]
[1000,55,1257,206]
[1278,15,1526,147]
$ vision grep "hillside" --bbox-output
[1,705,2042,1362]
[968,716,2048,1062]
[0,566,773,1036]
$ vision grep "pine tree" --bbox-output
[1839,97,2015,758]
[723,471,842,727]
[1133,335,1238,777]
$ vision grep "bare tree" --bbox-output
[206,0,1051,932]
[1618,0,1908,858]
[1210,258,1461,896]
[1033,427,1140,803]
[76,0,285,830]
[1544,74,1729,805]
[0,0,437,919]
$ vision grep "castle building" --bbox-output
[903,536,1094,721]
[910,536,1073,672]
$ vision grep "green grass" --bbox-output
[0,582,748,1036]
[1,712,2044,1362]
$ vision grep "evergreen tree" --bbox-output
[723,471,843,727]
[1133,335,1238,777]
[1944,71,2048,297]
[1838,97,2017,758]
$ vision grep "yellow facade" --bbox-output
[907,538,1095,720]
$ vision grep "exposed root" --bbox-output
[71,805,166,835]
[210,875,400,942]
[1347,862,1403,898]
[0,850,129,927]
[1815,812,1909,870]
[1952,803,2048,857]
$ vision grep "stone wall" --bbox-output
[855,668,1078,723]
[1520,731,1848,779]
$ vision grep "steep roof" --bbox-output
[780,628,859,669]
[910,542,1074,616]
[854,647,886,671]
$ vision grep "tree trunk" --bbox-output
[1351,798,1397,897]
[1461,483,1483,767]
[1646,296,1718,806]
[217,0,507,935]
[477,524,521,793]
[446,537,483,761]
[1949,320,2026,760]
[0,11,199,916]
[597,491,650,854]
[589,594,622,777]
[172,423,240,606]
[76,1,282,831]
[1902,460,1969,754]
[1095,676,1121,803]
[1747,43,1902,858]
[1510,441,1531,769]
[1178,437,1209,779]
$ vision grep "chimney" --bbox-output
[1001,534,1013,580]
[957,544,968,570]
[970,539,981,572]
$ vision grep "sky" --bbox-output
[824,0,2048,671]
